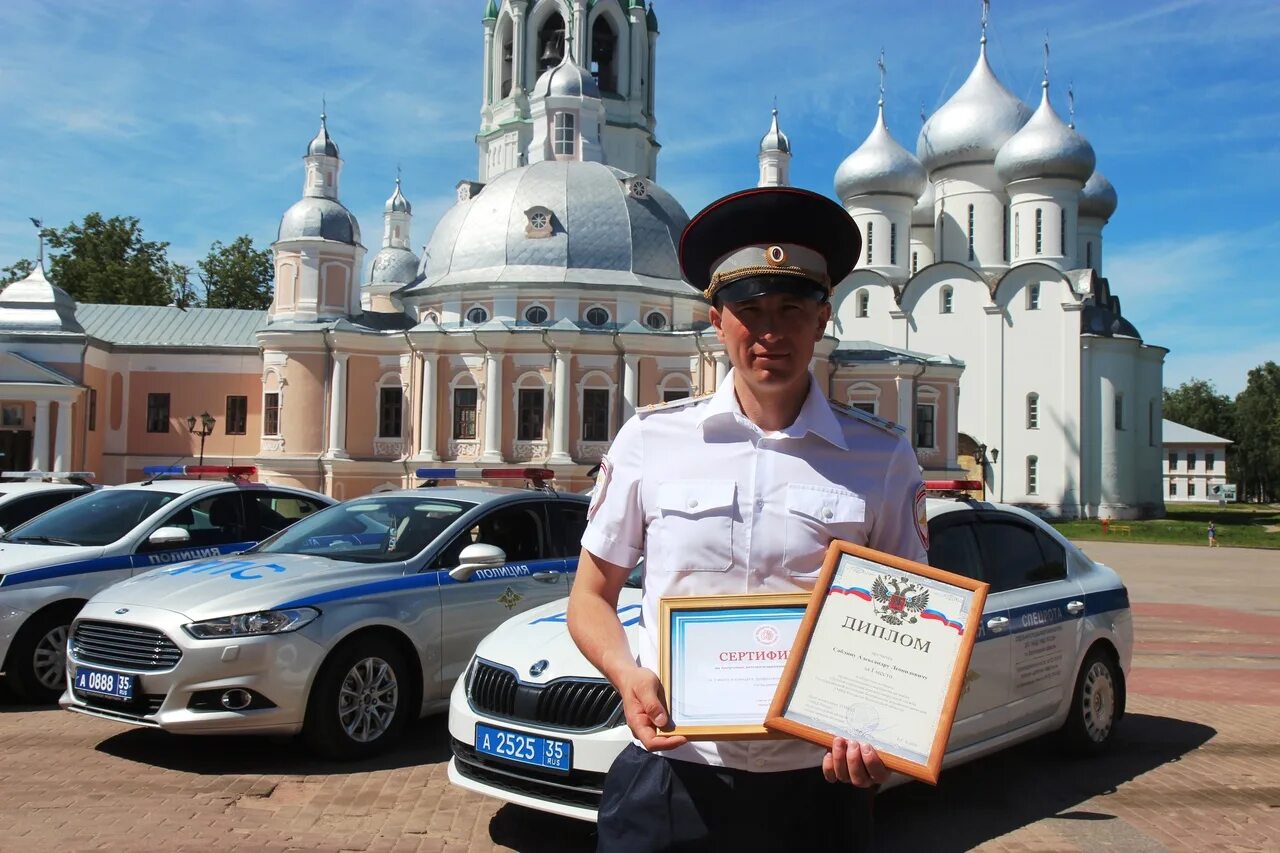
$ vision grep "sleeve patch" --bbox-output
[914,483,929,551]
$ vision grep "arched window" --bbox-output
[1035,208,1044,255]
[847,382,881,415]
[645,310,668,330]
[1086,241,1093,270]
[865,222,874,265]
[967,204,976,261]
[856,289,869,319]
[1060,208,1067,255]
[377,375,404,439]
[537,13,566,73]
[590,15,619,93]
[497,16,514,99]
[1027,283,1041,310]
[450,374,479,441]
[1014,211,1021,259]
[1027,456,1039,495]
[578,371,615,443]
[466,305,489,325]
[553,112,576,156]
[1002,204,1010,262]
[584,305,611,327]
[940,286,954,315]
[1114,392,1124,430]
[514,372,547,442]
[1027,393,1040,429]
[659,373,692,403]
[890,222,898,266]
[524,304,549,325]
[912,251,919,275]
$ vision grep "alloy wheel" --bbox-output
[337,656,400,743]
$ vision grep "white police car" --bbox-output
[447,492,1134,821]
[0,471,97,535]
[61,468,590,760]
[1,466,331,702]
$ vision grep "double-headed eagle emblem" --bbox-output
[871,574,929,626]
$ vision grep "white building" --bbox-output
[1162,420,1232,503]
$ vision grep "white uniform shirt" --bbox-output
[581,369,928,772]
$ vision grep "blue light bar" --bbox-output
[143,465,257,477]
[414,467,554,481]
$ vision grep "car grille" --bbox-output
[468,660,622,732]
[71,621,183,671]
[452,738,607,811]
[72,690,165,721]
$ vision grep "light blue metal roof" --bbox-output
[75,304,266,349]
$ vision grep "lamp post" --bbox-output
[187,411,216,472]
[974,443,999,498]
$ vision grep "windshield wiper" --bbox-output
[10,535,79,546]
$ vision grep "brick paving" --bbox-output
[0,540,1275,852]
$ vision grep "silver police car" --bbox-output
[62,469,589,760]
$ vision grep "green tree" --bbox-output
[1235,362,1280,502]
[199,235,273,310]
[1,259,34,287]
[168,262,199,309]
[43,213,175,305]
[1163,378,1236,441]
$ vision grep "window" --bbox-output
[1206,452,1215,471]
[549,501,590,557]
[940,286,953,314]
[915,403,935,449]
[1060,208,1067,255]
[225,395,247,435]
[1027,393,1040,429]
[452,387,477,440]
[1035,208,1043,254]
[433,502,549,569]
[1169,481,1177,497]
[662,388,689,403]
[645,311,667,330]
[143,493,247,553]
[590,16,619,92]
[263,392,280,436]
[88,388,97,432]
[865,222,874,265]
[1002,204,1009,262]
[517,388,544,441]
[524,305,549,325]
[890,222,898,265]
[1148,400,1156,446]
[1027,456,1039,495]
[856,290,869,318]
[1086,241,1093,269]
[928,517,987,583]
[912,251,919,275]
[0,490,88,533]
[146,393,170,433]
[1168,452,1178,470]
[466,306,489,325]
[553,111,576,156]
[248,491,329,539]
[1114,393,1124,430]
[1187,452,1197,471]
[585,306,610,327]
[967,204,975,261]
[1014,211,1021,259]
[1189,482,1196,498]
[975,518,1065,591]
[582,388,610,442]
[379,386,403,438]
[852,402,876,415]
[1028,283,1040,310]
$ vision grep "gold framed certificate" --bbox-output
[765,541,988,784]
[658,593,811,740]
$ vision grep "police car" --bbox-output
[0,466,331,703]
[446,489,1133,821]
[61,468,590,760]
[0,471,97,535]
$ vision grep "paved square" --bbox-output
[0,540,1276,851]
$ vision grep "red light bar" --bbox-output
[924,480,984,491]
[480,468,554,480]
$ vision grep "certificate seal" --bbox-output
[843,701,881,741]
[754,624,780,646]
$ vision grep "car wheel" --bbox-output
[303,637,412,760]
[7,609,74,704]
[1060,648,1122,754]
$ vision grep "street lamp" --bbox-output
[974,444,999,496]
[187,411,216,471]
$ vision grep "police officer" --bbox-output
[568,187,929,852]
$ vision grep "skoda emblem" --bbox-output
[114,608,130,615]
[529,659,549,677]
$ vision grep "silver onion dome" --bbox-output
[277,197,361,245]
[760,108,791,154]
[370,246,420,285]
[307,113,340,158]
[530,55,601,100]
[917,44,1030,173]
[995,83,1096,185]
[911,180,936,227]
[404,160,690,295]
[1079,170,1118,221]
[385,178,411,214]
[835,104,926,201]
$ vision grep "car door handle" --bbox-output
[986,616,1010,633]
[531,572,560,584]
[1066,600,1085,615]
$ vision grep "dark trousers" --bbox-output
[597,744,874,853]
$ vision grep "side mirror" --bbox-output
[148,526,191,547]
[449,543,507,581]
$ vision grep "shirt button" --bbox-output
[823,509,834,520]
[755,759,766,767]
[755,499,764,510]
[688,499,698,509]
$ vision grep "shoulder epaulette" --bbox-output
[636,392,713,417]
[828,399,906,435]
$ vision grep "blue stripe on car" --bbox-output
[975,587,1129,643]
[0,542,253,588]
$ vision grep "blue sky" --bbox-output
[1,0,1276,395]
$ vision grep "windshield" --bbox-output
[254,497,474,563]
[4,489,177,546]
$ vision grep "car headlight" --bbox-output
[183,607,319,639]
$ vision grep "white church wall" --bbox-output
[932,164,1011,272]
[830,270,896,342]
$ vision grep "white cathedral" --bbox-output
[0,0,1165,519]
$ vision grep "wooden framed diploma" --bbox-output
[658,593,811,740]
[765,541,988,784]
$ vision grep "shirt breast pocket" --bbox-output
[783,484,866,576]
[651,480,736,572]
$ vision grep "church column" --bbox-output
[548,349,573,465]
[326,353,349,458]
[482,18,495,107]
[54,399,72,471]
[715,355,730,389]
[622,355,639,421]
[945,381,959,470]
[480,351,505,463]
[511,1,527,95]
[32,400,50,470]
[417,353,438,461]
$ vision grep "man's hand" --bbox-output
[619,667,688,751]
[822,737,889,787]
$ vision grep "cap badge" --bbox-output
[766,245,788,266]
